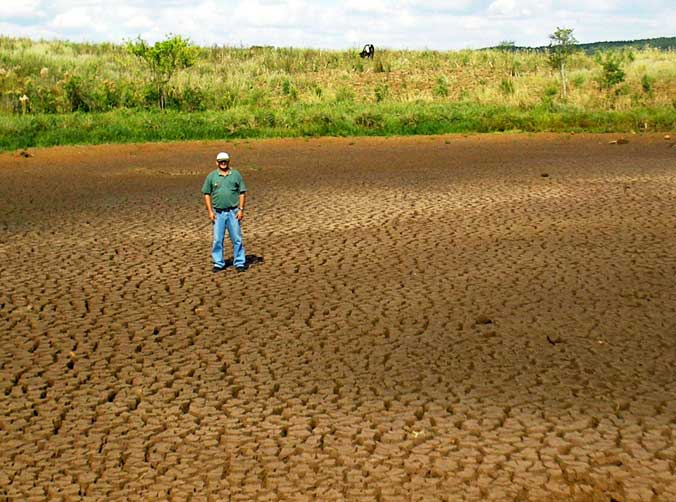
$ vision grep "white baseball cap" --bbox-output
[216,152,230,161]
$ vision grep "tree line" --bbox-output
[493,36,676,53]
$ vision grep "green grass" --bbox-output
[2,104,674,151]
[2,37,675,149]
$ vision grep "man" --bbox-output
[201,152,247,273]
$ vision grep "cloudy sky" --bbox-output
[1,0,673,49]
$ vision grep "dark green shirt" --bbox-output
[201,169,247,209]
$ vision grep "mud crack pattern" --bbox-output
[1,134,675,501]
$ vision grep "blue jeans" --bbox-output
[212,208,245,268]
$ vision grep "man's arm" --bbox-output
[204,194,215,223]
[236,193,246,221]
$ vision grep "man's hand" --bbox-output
[208,211,216,223]
[236,209,244,222]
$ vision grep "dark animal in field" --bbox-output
[360,44,375,59]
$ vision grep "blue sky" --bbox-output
[0,0,673,49]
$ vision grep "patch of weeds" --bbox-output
[434,76,449,98]
[500,79,515,95]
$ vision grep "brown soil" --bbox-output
[1,134,675,501]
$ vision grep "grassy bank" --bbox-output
[2,104,674,150]
[1,37,675,149]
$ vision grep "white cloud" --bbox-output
[0,0,672,49]
[50,8,94,30]
[407,0,479,10]
[487,0,551,17]
[343,0,392,14]
[0,0,43,19]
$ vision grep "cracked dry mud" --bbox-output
[1,134,675,501]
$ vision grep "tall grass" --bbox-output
[1,36,674,148]
[1,103,673,151]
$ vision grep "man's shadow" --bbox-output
[223,254,264,268]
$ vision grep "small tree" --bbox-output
[595,51,626,108]
[126,34,198,110]
[548,27,577,100]
[596,51,626,90]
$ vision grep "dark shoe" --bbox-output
[212,266,226,273]
[236,266,247,273]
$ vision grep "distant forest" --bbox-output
[494,36,676,53]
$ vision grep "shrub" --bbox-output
[126,35,198,110]
[374,83,389,102]
[255,109,276,127]
[26,82,59,113]
[244,86,269,107]
[373,56,391,73]
[596,52,626,90]
[434,76,449,98]
[143,84,160,109]
[62,74,90,112]
[94,79,120,111]
[541,84,559,111]
[614,83,630,97]
[180,86,207,112]
[571,74,585,88]
[117,81,144,109]
[355,111,383,129]
[216,86,239,110]
[500,79,515,95]
[335,86,354,103]
[641,74,655,95]
[544,84,559,98]
[282,78,298,100]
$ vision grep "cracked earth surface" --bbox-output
[1,134,675,501]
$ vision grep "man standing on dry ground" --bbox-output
[202,152,247,273]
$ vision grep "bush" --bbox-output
[500,79,515,95]
[143,84,160,109]
[243,86,269,107]
[373,56,391,73]
[641,74,655,95]
[62,74,90,112]
[374,83,388,102]
[544,84,559,98]
[433,76,449,98]
[180,86,207,112]
[335,86,354,103]
[26,82,59,113]
[281,78,298,101]
[216,86,239,110]
[255,109,276,127]
[117,81,144,109]
[596,52,626,90]
[355,111,383,130]
[571,74,585,88]
[541,84,559,111]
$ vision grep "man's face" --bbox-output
[217,159,230,170]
